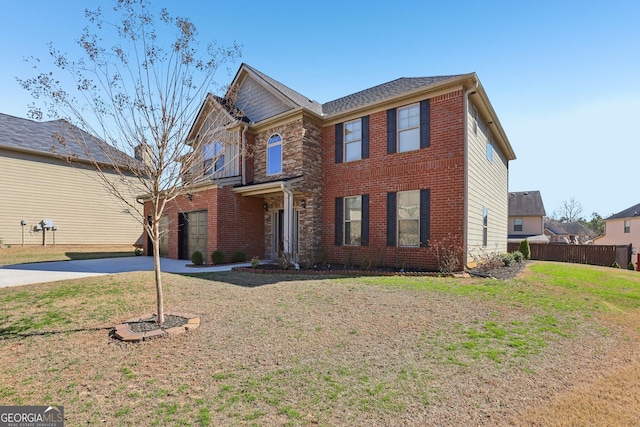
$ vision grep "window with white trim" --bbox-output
[203,142,225,176]
[483,207,489,247]
[397,104,420,152]
[267,134,282,175]
[344,196,362,246]
[344,119,362,162]
[514,218,523,232]
[486,135,494,162]
[624,220,631,233]
[398,190,420,246]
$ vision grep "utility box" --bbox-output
[41,219,53,229]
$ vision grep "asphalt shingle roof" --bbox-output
[322,75,467,116]
[0,113,134,166]
[508,191,547,216]
[607,202,640,220]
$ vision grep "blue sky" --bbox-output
[2,0,639,218]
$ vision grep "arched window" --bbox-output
[267,134,282,175]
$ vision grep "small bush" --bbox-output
[232,251,246,263]
[518,239,531,260]
[629,262,636,271]
[501,252,514,267]
[191,251,204,265]
[612,262,620,269]
[511,251,524,263]
[430,234,464,273]
[134,247,143,256]
[211,250,224,265]
[251,256,260,268]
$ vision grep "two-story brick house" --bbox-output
[143,63,516,270]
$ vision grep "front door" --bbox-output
[272,209,284,259]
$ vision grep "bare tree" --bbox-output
[553,197,584,223]
[19,0,241,323]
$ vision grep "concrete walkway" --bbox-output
[0,256,250,288]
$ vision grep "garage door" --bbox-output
[180,210,208,261]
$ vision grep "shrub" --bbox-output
[511,251,524,263]
[501,252,514,267]
[629,262,636,271]
[430,234,464,273]
[191,251,204,265]
[518,239,531,260]
[211,250,224,265]
[251,256,260,268]
[612,261,620,269]
[232,251,246,263]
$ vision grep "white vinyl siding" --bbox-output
[0,149,142,245]
[466,102,509,262]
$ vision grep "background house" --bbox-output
[594,202,640,268]
[507,191,549,243]
[0,113,142,246]
[544,219,596,244]
[145,64,516,270]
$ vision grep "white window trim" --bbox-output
[624,220,631,233]
[397,104,420,153]
[514,217,523,232]
[344,195,362,246]
[344,118,362,162]
[267,134,282,176]
[397,190,420,247]
[482,207,489,247]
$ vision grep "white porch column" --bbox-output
[282,186,293,254]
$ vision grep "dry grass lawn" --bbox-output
[0,262,638,426]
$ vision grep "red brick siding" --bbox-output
[321,91,466,269]
[143,187,264,262]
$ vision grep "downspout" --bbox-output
[280,182,294,254]
[463,81,479,269]
[241,124,248,185]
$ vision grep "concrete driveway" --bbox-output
[0,256,250,288]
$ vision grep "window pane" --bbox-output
[398,128,420,152]
[344,120,361,143]
[345,141,362,162]
[267,144,282,175]
[398,220,419,246]
[345,196,362,221]
[203,143,214,159]
[398,105,419,130]
[345,221,361,245]
[268,134,282,145]
[398,191,420,219]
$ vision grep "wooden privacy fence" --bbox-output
[507,243,632,268]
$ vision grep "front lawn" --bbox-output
[0,262,638,426]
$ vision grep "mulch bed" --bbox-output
[126,314,188,333]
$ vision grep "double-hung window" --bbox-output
[344,119,362,162]
[514,218,523,232]
[397,190,420,247]
[344,196,362,245]
[397,104,420,152]
[203,142,225,176]
[624,220,631,233]
[267,134,282,175]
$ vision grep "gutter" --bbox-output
[463,81,478,269]
[241,124,248,185]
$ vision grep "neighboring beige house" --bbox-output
[544,219,595,244]
[594,202,640,268]
[0,113,142,246]
[507,191,549,243]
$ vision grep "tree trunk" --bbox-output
[152,215,165,324]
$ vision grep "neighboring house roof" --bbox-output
[508,191,546,216]
[322,75,468,116]
[606,202,640,220]
[545,219,595,237]
[0,113,135,167]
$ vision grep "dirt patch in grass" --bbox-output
[0,264,638,425]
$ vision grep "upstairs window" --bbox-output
[397,104,420,152]
[624,220,631,233]
[344,119,362,162]
[267,134,282,175]
[486,135,494,163]
[203,142,225,176]
[514,218,523,232]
